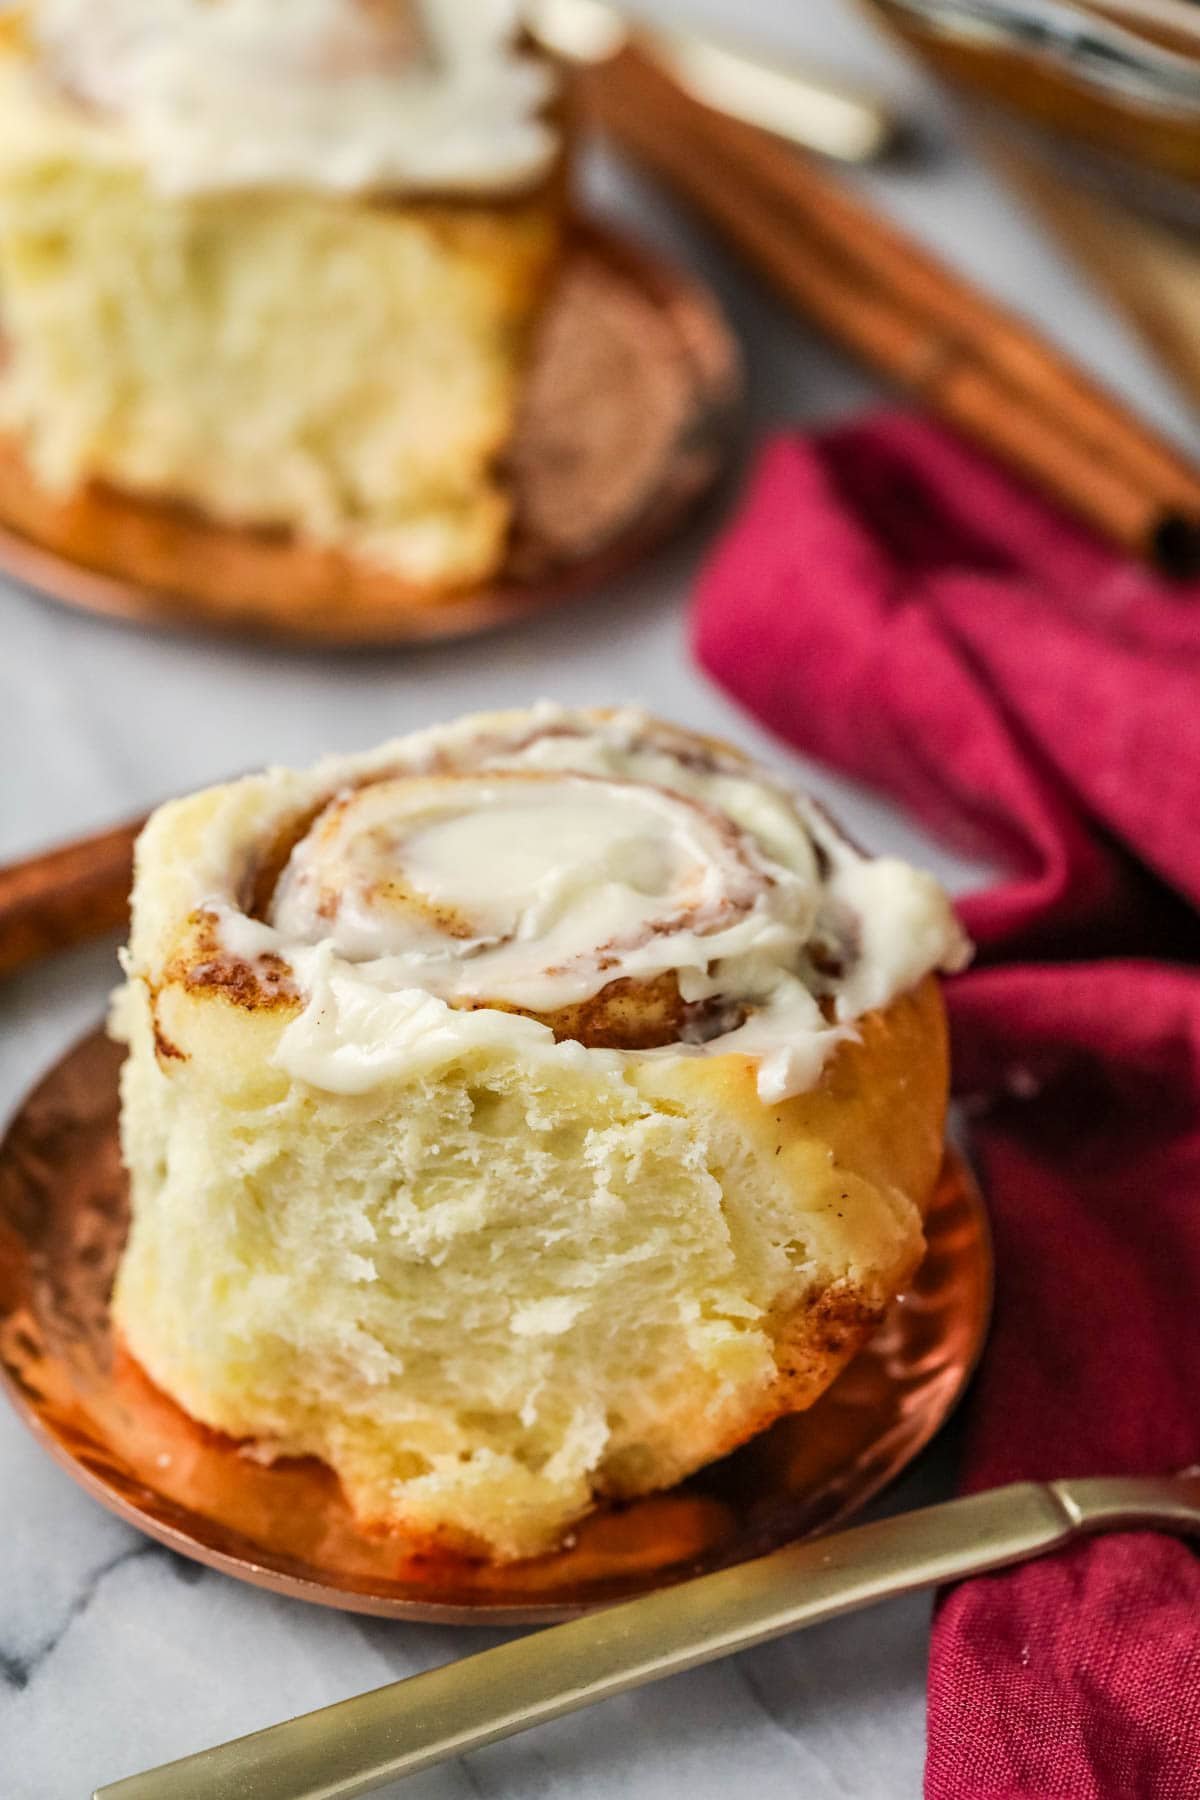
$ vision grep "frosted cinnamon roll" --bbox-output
[0,2,564,599]
[112,706,970,1562]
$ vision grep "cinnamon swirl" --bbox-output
[0,2,563,597]
[111,706,970,1562]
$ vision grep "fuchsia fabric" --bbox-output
[691,414,1200,1798]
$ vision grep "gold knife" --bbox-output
[527,0,899,164]
[94,1472,1200,1800]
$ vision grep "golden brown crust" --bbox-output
[462,974,689,1051]
[650,977,951,1223]
[149,999,188,1066]
[242,799,345,920]
[595,1284,891,1506]
[0,10,26,56]
[0,434,483,629]
[163,911,301,1013]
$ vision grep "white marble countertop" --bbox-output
[3,5,1199,1797]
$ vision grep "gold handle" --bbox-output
[93,1475,1200,1800]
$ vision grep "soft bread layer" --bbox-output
[113,969,947,1563]
[0,24,561,588]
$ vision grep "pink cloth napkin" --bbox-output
[692,412,1200,1798]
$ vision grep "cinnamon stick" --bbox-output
[584,46,1200,570]
[0,815,141,979]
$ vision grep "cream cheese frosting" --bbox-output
[30,0,559,196]
[132,705,971,1102]
[268,770,816,1008]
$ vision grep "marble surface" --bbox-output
[3,5,1199,1797]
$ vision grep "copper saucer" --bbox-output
[0,1031,991,1623]
[0,221,739,647]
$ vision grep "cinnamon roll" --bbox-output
[111,706,970,1562]
[0,2,563,598]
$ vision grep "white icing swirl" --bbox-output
[167,706,970,1103]
[31,0,559,196]
[270,770,817,1011]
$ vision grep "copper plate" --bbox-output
[0,221,739,647]
[0,1031,991,1624]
